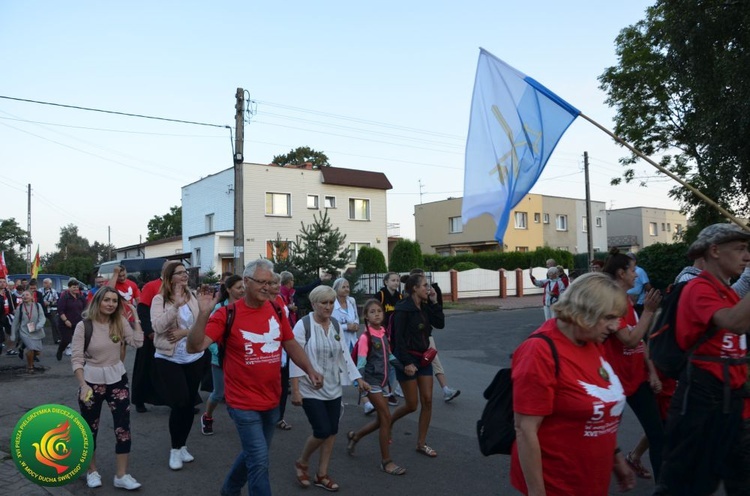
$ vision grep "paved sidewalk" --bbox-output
[0,449,73,496]
[451,294,542,311]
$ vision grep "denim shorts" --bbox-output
[395,363,433,382]
[301,397,341,439]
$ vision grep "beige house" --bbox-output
[415,194,608,255]
[606,207,687,251]
[114,236,186,261]
[182,163,392,274]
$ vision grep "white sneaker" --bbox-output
[444,388,461,403]
[113,474,141,490]
[86,471,102,488]
[179,445,194,463]
[363,402,375,416]
[169,449,183,470]
[393,385,404,398]
[64,345,72,356]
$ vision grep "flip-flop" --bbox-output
[380,459,406,476]
[346,431,358,456]
[416,444,437,457]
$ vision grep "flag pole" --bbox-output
[578,112,749,232]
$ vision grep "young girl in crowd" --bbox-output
[346,299,406,475]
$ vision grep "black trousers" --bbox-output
[153,356,205,449]
[656,367,744,496]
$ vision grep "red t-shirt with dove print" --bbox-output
[205,299,293,410]
[510,319,625,496]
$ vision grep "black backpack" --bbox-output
[648,276,720,380]
[477,334,559,456]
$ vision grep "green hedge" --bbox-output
[423,247,574,272]
[633,242,690,291]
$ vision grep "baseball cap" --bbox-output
[687,223,750,260]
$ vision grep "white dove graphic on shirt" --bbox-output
[239,317,281,354]
[578,357,626,417]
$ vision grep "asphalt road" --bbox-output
[0,308,691,495]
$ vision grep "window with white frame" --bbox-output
[676,223,683,234]
[516,246,529,252]
[205,213,214,232]
[348,198,370,221]
[349,242,370,263]
[661,222,666,231]
[449,216,463,233]
[324,196,336,208]
[307,195,319,209]
[514,212,528,229]
[649,222,658,236]
[582,216,588,233]
[667,223,671,232]
[543,213,550,224]
[265,192,291,216]
[596,216,602,227]
[556,214,568,231]
[534,213,541,223]
[194,248,201,267]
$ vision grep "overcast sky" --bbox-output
[0,0,674,259]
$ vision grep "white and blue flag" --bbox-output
[463,48,580,244]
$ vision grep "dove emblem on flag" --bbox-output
[578,357,626,417]
[240,317,281,354]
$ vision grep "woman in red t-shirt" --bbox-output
[512,272,635,496]
[601,248,664,482]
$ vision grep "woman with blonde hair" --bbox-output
[72,287,143,490]
[151,261,206,471]
[291,285,369,491]
[511,272,635,495]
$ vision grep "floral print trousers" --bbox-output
[78,374,132,454]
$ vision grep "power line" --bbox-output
[0,95,230,129]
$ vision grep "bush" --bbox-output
[356,246,387,273]
[634,242,690,291]
[389,240,424,272]
[423,248,573,272]
[453,261,480,271]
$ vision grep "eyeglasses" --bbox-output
[246,276,273,287]
[173,270,188,276]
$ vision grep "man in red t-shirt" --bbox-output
[657,223,750,496]
[187,259,323,496]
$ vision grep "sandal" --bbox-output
[26,367,35,374]
[416,444,437,458]
[314,474,339,492]
[294,460,311,488]
[277,419,292,430]
[380,459,406,476]
[625,452,652,479]
[346,431,358,456]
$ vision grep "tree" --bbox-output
[389,240,424,272]
[147,205,182,242]
[356,246,387,273]
[272,146,330,168]
[599,0,750,231]
[0,218,29,273]
[290,210,350,282]
[57,224,91,256]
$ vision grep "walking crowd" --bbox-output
[0,258,464,494]
[4,223,750,495]
[514,223,750,496]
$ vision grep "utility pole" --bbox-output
[26,184,31,272]
[108,226,112,261]
[233,88,245,275]
[418,179,425,204]
[584,152,594,266]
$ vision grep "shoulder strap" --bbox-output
[217,303,236,368]
[303,314,312,342]
[527,333,560,377]
[330,316,341,338]
[83,320,94,354]
[269,300,283,321]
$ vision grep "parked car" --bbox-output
[7,274,90,294]
[97,257,168,288]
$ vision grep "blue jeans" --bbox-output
[221,406,279,496]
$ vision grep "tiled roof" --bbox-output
[319,166,392,190]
